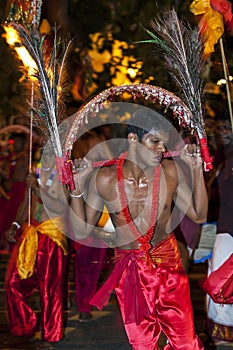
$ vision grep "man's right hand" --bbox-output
[73,157,93,189]
[25,173,39,191]
[180,144,203,169]
[5,224,18,243]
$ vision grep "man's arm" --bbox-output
[0,185,10,200]
[26,172,68,216]
[69,159,104,239]
[5,171,68,243]
[174,144,208,224]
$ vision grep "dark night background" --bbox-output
[0,0,232,126]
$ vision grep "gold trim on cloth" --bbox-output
[209,319,233,342]
[149,234,181,269]
[17,217,68,280]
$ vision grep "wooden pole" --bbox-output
[219,37,233,134]
[28,81,34,226]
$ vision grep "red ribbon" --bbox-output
[199,137,213,171]
[90,250,150,325]
[56,154,75,191]
[92,151,180,169]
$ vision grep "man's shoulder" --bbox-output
[161,158,176,170]
[161,158,179,181]
[94,164,117,190]
[94,165,117,199]
[17,151,28,161]
[16,152,29,167]
[96,164,117,179]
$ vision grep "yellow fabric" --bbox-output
[97,205,110,228]
[190,0,224,56]
[189,0,210,15]
[17,217,68,280]
[202,10,224,56]
[17,225,38,280]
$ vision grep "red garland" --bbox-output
[92,151,180,169]
[117,152,161,252]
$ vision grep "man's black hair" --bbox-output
[126,108,172,141]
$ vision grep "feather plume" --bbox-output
[7,23,73,156]
[141,8,206,138]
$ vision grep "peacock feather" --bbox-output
[139,8,206,138]
[6,22,73,157]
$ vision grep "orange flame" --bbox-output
[3,25,37,78]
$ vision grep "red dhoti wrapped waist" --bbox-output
[90,233,182,324]
[17,218,68,280]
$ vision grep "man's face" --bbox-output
[13,137,25,152]
[137,128,169,166]
[216,120,233,146]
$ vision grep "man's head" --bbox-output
[9,133,27,152]
[215,114,233,147]
[126,108,172,166]
[126,108,172,142]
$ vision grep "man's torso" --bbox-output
[95,159,178,249]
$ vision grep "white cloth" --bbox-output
[207,233,233,327]
[192,222,217,263]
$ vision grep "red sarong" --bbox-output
[5,225,66,342]
[91,234,203,350]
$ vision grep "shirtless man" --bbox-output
[5,149,68,343]
[69,109,208,350]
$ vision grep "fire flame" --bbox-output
[3,25,37,78]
